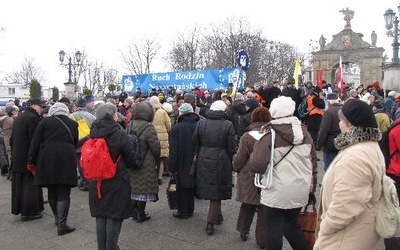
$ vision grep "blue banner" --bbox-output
[122,68,243,93]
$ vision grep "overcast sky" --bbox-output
[0,0,397,91]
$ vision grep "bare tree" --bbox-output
[82,58,119,96]
[3,57,46,85]
[121,35,161,75]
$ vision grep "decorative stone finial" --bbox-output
[371,31,377,47]
[339,8,355,30]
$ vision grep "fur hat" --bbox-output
[342,99,377,128]
[245,98,260,109]
[178,103,193,116]
[210,100,227,111]
[269,96,295,119]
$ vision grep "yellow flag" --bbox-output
[293,59,300,88]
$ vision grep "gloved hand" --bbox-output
[27,164,36,176]
[308,192,316,205]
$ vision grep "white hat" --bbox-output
[210,100,227,111]
[388,90,397,97]
[269,96,295,118]
[162,102,173,113]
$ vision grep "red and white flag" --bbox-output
[337,56,344,93]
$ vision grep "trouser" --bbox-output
[264,206,309,250]
[385,174,400,250]
[207,200,221,224]
[323,151,338,171]
[96,217,123,250]
[236,203,266,245]
[177,187,194,215]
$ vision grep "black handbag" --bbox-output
[166,175,179,210]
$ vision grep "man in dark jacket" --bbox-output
[265,81,282,108]
[226,93,247,140]
[316,93,342,171]
[281,81,302,118]
[168,103,200,219]
[11,98,44,221]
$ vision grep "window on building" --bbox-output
[8,88,15,95]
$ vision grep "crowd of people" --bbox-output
[0,78,399,249]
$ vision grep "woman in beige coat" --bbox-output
[150,96,171,185]
[315,99,384,250]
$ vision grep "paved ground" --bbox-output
[0,151,385,250]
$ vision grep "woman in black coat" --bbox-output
[168,103,200,219]
[28,103,78,235]
[88,103,136,250]
[192,100,237,235]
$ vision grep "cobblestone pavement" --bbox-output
[0,151,385,249]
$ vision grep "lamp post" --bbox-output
[58,50,82,83]
[59,50,82,101]
[384,5,400,64]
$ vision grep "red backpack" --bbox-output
[80,138,121,198]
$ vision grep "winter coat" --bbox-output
[0,130,8,168]
[233,122,265,205]
[27,115,79,187]
[248,116,318,209]
[168,112,200,188]
[0,112,14,159]
[316,103,342,152]
[152,103,171,158]
[226,100,246,136]
[388,117,400,176]
[314,127,384,250]
[11,107,42,173]
[192,110,236,201]
[88,118,136,219]
[128,102,161,195]
[375,112,391,133]
[237,107,256,138]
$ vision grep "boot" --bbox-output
[48,199,58,226]
[57,200,75,236]
[136,201,151,223]
[206,223,214,235]
[215,214,224,225]
[131,200,138,220]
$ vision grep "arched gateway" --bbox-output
[311,8,384,89]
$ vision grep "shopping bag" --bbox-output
[297,203,317,248]
[166,175,179,210]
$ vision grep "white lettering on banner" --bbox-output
[152,74,171,81]
[148,82,210,91]
[175,72,205,80]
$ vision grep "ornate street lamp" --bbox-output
[58,50,82,83]
[384,5,400,64]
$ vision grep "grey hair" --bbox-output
[95,103,117,120]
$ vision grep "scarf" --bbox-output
[334,126,382,150]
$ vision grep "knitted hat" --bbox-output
[5,105,17,116]
[77,98,87,107]
[162,102,173,113]
[183,93,196,103]
[210,100,227,111]
[149,95,160,104]
[269,96,295,119]
[388,90,397,97]
[84,95,95,103]
[178,103,193,116]
[48,102,70,117]
[251,107,272,123]
[245,98,260,109]
[342,99,377,128]
[372,81,380,89]
[235,93,244,101]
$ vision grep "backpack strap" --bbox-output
[133,122,151,136]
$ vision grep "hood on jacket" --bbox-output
[270,116,304,145]
[132,102,154,122]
